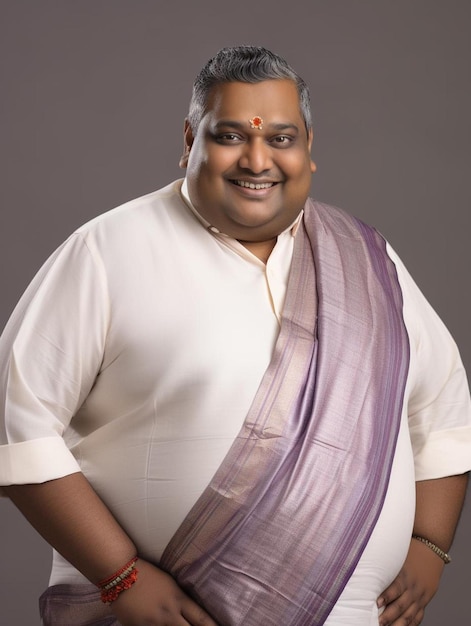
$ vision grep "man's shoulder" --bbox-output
[68,180,192,249]
[78,179,185,232]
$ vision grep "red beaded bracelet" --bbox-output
[98,556,139,604]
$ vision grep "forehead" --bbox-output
[204,79,303,126]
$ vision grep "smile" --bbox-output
[231,180,276,190]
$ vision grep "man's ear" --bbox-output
[179,119,194,169]
[308,128,317,173]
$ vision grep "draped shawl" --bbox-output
[160,199,410,625]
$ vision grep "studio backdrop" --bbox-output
[1,2,469,624]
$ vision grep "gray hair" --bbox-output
[187,46,312,135]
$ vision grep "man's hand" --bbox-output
[110,559,218,626]
[376,539,444,626]
[4,476,218,625]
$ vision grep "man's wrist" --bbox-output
[411,535,451,564]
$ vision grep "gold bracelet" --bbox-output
[412,535,451,564]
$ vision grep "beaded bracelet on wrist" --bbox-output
[98,556,139,603]
[412,535,451,564]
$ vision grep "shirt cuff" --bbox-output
[0,437,81,495]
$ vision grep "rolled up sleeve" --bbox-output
[0,232,109,490]
[388,243,471,481]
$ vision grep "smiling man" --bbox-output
[182,79,315,262]
[1,46,470,626]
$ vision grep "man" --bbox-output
[0,46,470,626]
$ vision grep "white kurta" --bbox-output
[1,179,470,625]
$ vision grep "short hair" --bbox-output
[187,46,312,135]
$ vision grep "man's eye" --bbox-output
[272,135,293,145]
[217,134,242,143]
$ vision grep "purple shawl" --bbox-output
[159,199,410,625]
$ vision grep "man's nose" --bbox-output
[238,139,272,173]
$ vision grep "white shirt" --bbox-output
[1,179,470,624]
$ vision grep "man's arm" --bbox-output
[4,473,217,626]
[377,473,469,626]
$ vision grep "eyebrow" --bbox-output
[212,120,300,133]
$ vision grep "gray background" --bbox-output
[1,1,469,623]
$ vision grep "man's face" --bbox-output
[181,79,316,243]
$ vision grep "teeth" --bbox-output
[234,180,274,190]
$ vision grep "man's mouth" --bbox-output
[231,180,277,190]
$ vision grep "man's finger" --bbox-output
[377,575,405,608]
[378,592,414,626]
[181,597,218,626]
